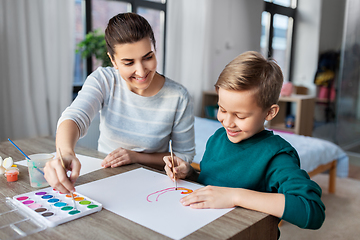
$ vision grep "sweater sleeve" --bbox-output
[170,89,195,163]
[57,67,111,137]
[266,152,326,229]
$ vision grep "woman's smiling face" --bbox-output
[109,37,158,96]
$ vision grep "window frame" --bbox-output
[263,1,296,82]
[74,0,167,94]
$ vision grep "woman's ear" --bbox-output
[107,52,117,69]
[265,104,280,121]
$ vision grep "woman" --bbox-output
[44,13,195,194]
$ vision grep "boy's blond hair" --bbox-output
[215,51,283,110]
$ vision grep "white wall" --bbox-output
[202,0,346,97]
[290,0,345,96]
[288,0,322,95]
[165,0,263,116]
[206,0,262,90]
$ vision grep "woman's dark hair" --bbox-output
[105,12,156,60]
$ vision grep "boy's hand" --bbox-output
[180,186,236,209]
[163,156,191,181]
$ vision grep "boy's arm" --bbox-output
[232,188,285,218]
[180,186,285,218]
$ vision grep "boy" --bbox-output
[163,51,325,230]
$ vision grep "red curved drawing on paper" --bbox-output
[147,187,193,202]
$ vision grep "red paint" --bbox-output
[6,170,19,182]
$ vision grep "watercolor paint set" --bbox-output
[0,187,102,239]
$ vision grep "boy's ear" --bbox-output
[265,104,280,121]
[107,53,117,69]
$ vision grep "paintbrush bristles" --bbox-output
[169,140,177,190]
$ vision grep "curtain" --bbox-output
[0,0,74,142]
[165,0,213,116]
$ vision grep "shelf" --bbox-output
[268,123,295,133]
[269,95,315,136]
[316,98,335,103]
[201,92,315,136]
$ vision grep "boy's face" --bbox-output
[217,88,271,143]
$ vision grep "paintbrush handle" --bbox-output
[8,138,31,160]
[169,140,177,189]
[58,148,77,210]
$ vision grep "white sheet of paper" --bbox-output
[16,153,103,176]
[75,168,233,239]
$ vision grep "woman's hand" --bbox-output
[101,147,138,168]
[44,153,81,194]
[180,186,236,209]
[163,155,192,181]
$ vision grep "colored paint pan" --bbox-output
[54,202,67,208]
[12,186,102,227]
[16,196,29,201]
[35,207,48,213]
[41,195,53,199]
[42,212,54,217]
[22,200,35,205]
[69,210,81,215]
[74,197,84,201]
[28,203,42,209]
[79,200,91,205]
[61,206,74,211]
[48,198,60,203]
[35,192,47,196]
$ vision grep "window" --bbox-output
[261,0,296,82]
[74,0,86,88]
[73,0,166,95]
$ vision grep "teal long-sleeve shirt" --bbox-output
[198,128,325,229]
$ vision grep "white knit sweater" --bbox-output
[58,67,195,162]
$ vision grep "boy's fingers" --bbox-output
[164,157,175,170]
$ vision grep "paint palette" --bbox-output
[11,187,102,228]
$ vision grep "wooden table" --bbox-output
[0,137,279,239]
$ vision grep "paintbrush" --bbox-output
[8,138,44,175]
[58,148,77,211]
[169,140,177,190]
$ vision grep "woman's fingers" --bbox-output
[69,158,81,184]
[44,159,74,193]
[102,148,134,168]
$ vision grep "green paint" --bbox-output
[69,210,80,215]
[79,200,91,205]
[61,206,73,211]
[87,204,98,209]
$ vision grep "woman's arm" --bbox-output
[56,119,80,156]
[44,120,82,193]
[101,150,169,170]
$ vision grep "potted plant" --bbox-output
[76,29,112,67]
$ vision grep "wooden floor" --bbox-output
[348,164,360,180]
